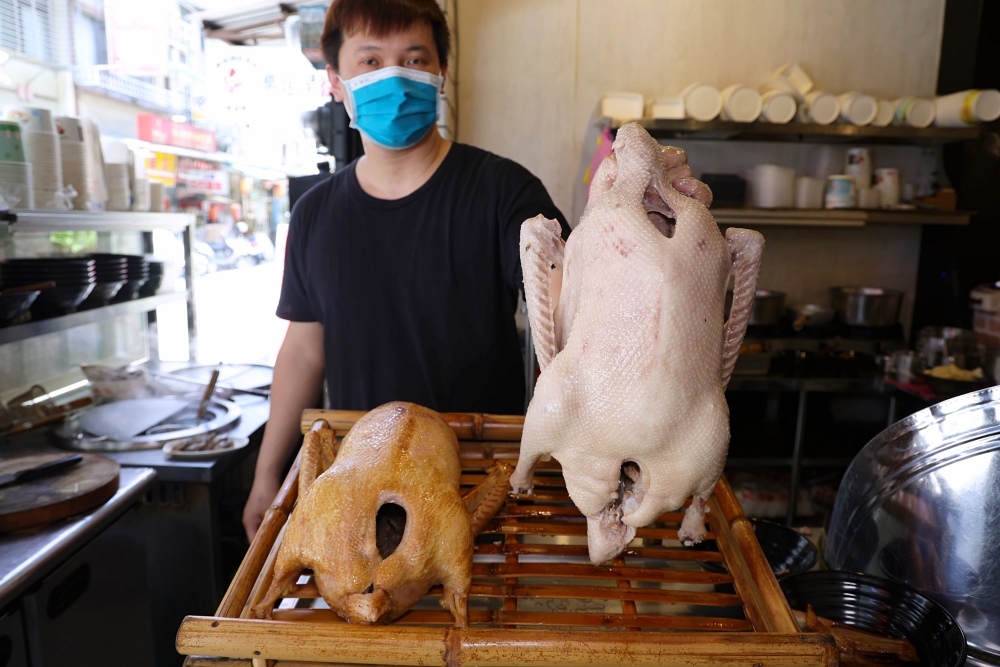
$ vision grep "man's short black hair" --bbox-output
[322,0,450,71]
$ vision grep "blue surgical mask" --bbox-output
[340,66,442,150]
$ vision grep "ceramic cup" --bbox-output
[838,92,878,126]
[871,100,895,127]
[759,90,797,124]
[798,91,840,125]
[720,84,763,123]
[680,82,722,122]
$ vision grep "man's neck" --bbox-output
[354,129,452,200]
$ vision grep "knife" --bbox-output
[0,454,84,489]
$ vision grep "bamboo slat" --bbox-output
[179,410,836,666]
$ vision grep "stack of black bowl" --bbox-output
[81,255,128,308]
[138,261,165,298]
[0,258,96,316]
[91,254,149,302]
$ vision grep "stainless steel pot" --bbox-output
[787,303,835,331]
[831,286,903,327]
[749,290,785,326]
[825,386,1000,660]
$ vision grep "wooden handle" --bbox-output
[300,409,524,440]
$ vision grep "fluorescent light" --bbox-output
[172,114,188,123]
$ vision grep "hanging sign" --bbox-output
[137,114,218,152]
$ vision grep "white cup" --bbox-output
[55,116,84,141]
[645,96,684,120]
[798,91,840,125]
[149,182,165,212]
[845,147,873,189]
[933,89,1000,127]
[825,175,857,209]
[871,100,895,127]
[680,83,722,121]
[794,176,824,209]
[720,84,762,123]
[858,188,881,209]
[759,90,797,124]
[875,168,900,207]
[761,75,805,104]
[838,92,878,126]
[891,97,935,128]
[753,164,796,208]
[770,64,813,97]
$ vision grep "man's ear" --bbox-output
[439,64,448,93]
[328,64,345,103]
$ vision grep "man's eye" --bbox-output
[407,58,424,65]
[362,58,378,66]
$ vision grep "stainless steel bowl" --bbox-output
[727,290,785,325]
[825,386,1000,660]
[831,286,904,327]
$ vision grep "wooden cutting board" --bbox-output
[0,453,120,532]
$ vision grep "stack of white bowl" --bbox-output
[105,163,130,211]
[56,116,90,210]
[18,108,62,209]
[0,119,33,209]
[131,177,150,212]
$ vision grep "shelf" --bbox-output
[0,291,188,345]
[615,118,982,145]
[711,207,972,227]
[5,210,196,233]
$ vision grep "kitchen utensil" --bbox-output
[793,176,824,209]
[934,89,1000,127]
[758,89,797,124]
[837,91,878,126]
[871,99,895,127]
[844,147,873,189]
[719,84,762,122]
[797,90,839,125]
[688,519,818,578]
[679,82,722,121]
[891,97,936,128]
[0,454,83,488]
[825,385,1000,659]
[163,435,250,460]
[824,175,856,209]
[875,167,900,207]
[56,398,242,451]
[780,571,967,667]
[788,303,835,331]
[197,366,221,420]
[0,396,93,437]
[830,286,903,327]
[0,453,119,532]
[748,290,785,325]
[752,164,795,208]
[78,397,190,441]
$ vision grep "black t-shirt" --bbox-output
[277,142,569,414]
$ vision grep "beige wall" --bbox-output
[455,0,945,331]
[456,0,946,218]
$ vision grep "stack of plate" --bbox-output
[0,258,96,315]
[57,116,90,211]
[93,253,148,302]
[138,261,165,297]
[81,255,127,307]
[105,163,130,211]
[0,121,33,209]
[24,131,62,209]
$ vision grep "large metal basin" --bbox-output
[825,386,1000,660]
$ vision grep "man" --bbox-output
[243,0,710,539]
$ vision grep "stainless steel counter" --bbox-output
[0,466,157,609]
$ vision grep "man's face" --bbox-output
[328,20,446,103]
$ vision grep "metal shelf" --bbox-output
[615,118,982,145]
[712,207,972,227]
[0,291,188,345]
[5,210,196,233]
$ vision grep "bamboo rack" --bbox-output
[178,410,836,667]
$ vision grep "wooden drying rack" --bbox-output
[177,410,836,667]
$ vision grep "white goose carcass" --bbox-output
[512,122,764,564]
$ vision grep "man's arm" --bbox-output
[242,321,326,541]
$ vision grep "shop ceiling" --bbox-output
[190,1,324,45]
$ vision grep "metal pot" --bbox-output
[787,303,835,331]
[830,286,903,327]
[825,387,1000,660]
[727,290,785,325]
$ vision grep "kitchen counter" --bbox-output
[0,465,158,609]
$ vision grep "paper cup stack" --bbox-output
[105,163,130,211]
[18,108,63,209]
[0,120,33,209]
[56,116,91,210]
[131,177,150,212]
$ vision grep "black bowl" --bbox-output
[112,278,147,302]
[81,281,126,307]
[31,283,95,315]
[0,290,40,324]
[780,571,966,667]
[137,273,163,298]
[687,519,818,578]
[4,258,96,267]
